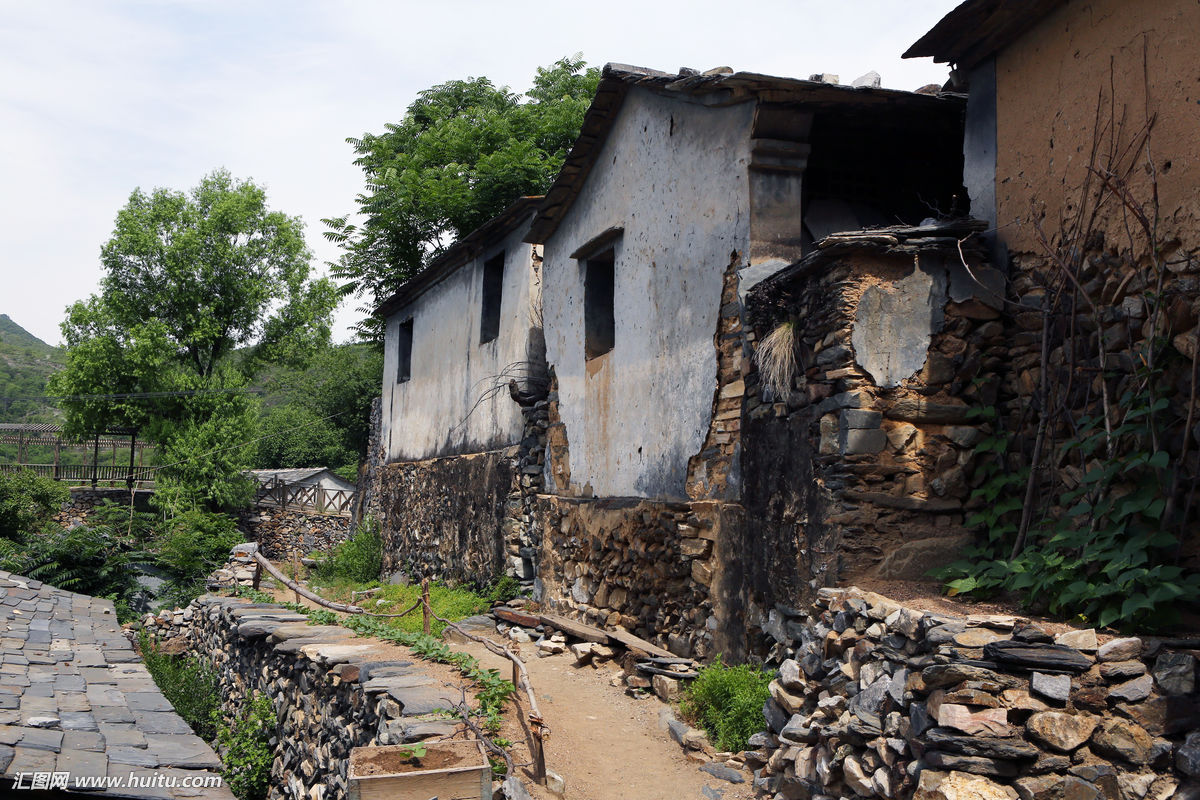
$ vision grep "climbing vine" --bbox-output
[936,86,1200,630]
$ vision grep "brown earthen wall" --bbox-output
[995,0,1200,256]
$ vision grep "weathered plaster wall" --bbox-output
[993,0,1200,256]
[540,88,755,500]
[381,225,541,461]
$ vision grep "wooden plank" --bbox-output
[635,663,699,680]
[493,607,542,628]
[536,612,609,644]
[605,627,676,659]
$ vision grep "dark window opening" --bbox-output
[480,252,504,343]
[396,318,413,383]
[584,249,615,360]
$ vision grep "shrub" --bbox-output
[0,469,68,540]
[680,657,772,752]
[154,510,243,607]
[138,631,220,740]
[312,517,381,583]
[3,522,147,621]
[486,574,522,604]
[218,692,276,800]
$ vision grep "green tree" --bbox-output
[325,56,599,340]
[254,404,352,470]
[49,170,339,511]
[0,470,68,540]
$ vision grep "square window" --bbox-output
[480,252,504,344]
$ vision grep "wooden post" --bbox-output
[126,431,137,490]
[421,578,431,635]
[292,551,301,604]
[531,728,547,784]
[53,437,60,480]
[91,433,99,488]
[16,428,24,466]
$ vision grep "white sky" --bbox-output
[0,0,958,346]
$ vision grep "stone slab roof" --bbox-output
[0,571,233,798]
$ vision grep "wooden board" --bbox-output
[493,607,542,628]
[537,612,610,644]
[348,740,488,800]
[605,627,676,659]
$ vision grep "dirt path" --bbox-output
[460,638,755,800]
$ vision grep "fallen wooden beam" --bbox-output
[606,627,676,660]
[494,607,542,628]
[537,612,609,644]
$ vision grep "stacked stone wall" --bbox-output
[741,242,999,632]
[749,587,1199,800]
[535,495,738,660]
[144,593,456,800]
[238,508,351,560]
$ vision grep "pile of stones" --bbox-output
[748,587,1198,800]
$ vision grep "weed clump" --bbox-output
[680,657,771,752]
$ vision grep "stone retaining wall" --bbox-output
[144,591,460,800]
[239,508,351,560]
[750,587,1199,800]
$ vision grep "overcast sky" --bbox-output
[0,0,958,346]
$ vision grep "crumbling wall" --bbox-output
[535,495,734,660]
[749,586,1199,799]
[741,238,1000,628]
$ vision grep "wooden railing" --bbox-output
[0,462,154,487]
[254,478,355,517]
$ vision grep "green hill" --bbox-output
[0,315,63,424]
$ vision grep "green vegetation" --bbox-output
[251,343,382,471]
[217,692,275,800]
[325,57,600,341]
[680,657,772,753]
[0,314,63,425]
[138,630,220,740]
[936,393,1200,630]
[0,469,68,540]
[309,517,382,584]
[48,169,339,513]
[154,509,244,607]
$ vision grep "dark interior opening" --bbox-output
[801,103,966,243]
[480,252,504,344]
[584,249,615,360]
[396,318,413,383]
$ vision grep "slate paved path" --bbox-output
[0,570,234,798]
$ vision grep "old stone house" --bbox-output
[370,64,1002,659]
[373,197,547,583]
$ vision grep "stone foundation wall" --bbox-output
[52,487,154,529]
[239,508,351,559]
[376,449,519,586]
[535,494,743,660]
[750,587,1199,799]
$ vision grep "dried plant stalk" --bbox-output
[756,321,798,400]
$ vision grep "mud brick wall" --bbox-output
[536,495,745,660]
[742,240,999,628]
[239,509,351,560]
[749,586,1199,799]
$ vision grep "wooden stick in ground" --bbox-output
[421,578,431,635]
[427,607,549,785]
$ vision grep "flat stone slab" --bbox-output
[0,570,234,797]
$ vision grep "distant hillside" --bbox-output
[0,315,63,424]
